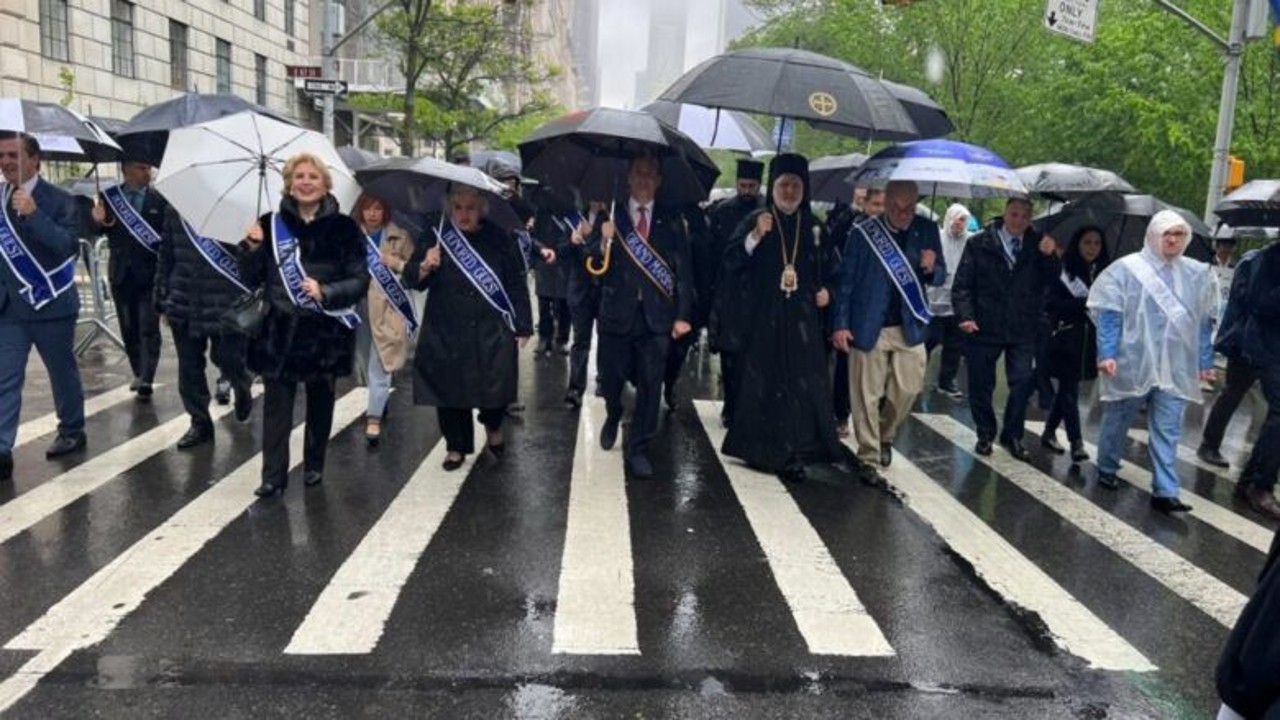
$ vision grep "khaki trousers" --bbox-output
[850,326,926,463]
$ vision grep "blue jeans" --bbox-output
[366,348,393,419]
[0,319,85,453]
[1096,388,1187,499]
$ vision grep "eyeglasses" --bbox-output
[1162,229,1188,239]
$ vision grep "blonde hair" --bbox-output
[281,152,333,196]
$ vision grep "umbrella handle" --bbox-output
[586,200,614,277]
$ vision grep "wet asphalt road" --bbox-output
[0,330,1271,720]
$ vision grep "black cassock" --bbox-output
[719,208,843,471]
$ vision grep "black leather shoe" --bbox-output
[879,444,893,468]
[778,461,807,484]
[564,389,582,409]
[626,453,654,479]
[0,452,11,482]
[1040,434,1066,454]
[1150,496,1192,514]
[177,426,213,450]
[1001,438,1031,462]
[214,379,231,405]
[600,416,620,451]
[975,439,993,456]
[233,390,254,423]
[45,432,86,459]
[254,481,284,498]
[303,470,323,487]
[442,453,466,471]
[1097,472,1122,490]
[1196,446,1230,468]
[1070,443,1090,463]
[135,383,153,402]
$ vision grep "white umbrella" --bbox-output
[154,111,357,244]
[851,139,1028,199]
[0,98,121,162]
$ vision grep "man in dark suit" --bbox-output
[562,200,607,408]
[91,160,167,400]
[589,156,694,479]
[951,197,1061,460]
[0,132,87,481]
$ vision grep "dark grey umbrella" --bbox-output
[471,149,522,177]
[808,153,868,203]
[354,156,522,232]
[518,107,719,206]
[1035,192,1212,261]
[658,48,928,143]
[1215,180,1280,228]
[117,93,295,165]
[882,80,954,139]
[337,145,382,171]
[1016,163,1137,200]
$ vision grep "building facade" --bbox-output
[1,0,319,124]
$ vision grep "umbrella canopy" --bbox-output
[518,107,719,206]
[336,145,382,171]
[851,139,1028,199]
[1035,192,1213,262]
[118,93,295,166]
[1015,163,1137,200]
[155,111,357,245]
[639,100,772,153]
[882,80,955,139]
[808,153,869,203]
[659,48,932,142]
[471,149,522,177]
[1215,179,1280,228]
[0,99,122,162]
[355,156,522,232]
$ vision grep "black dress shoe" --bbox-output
[177,426,213,450]
[442,453,466,471]
[233,390,254,423]
[0,452,11,482]
[626,453,654,479]
[254,481,284,498]
[564,389,583,409]
[778,461,807,484]
[1070,443,1090,463]
[45,432,86,458]
[975,439,993,456]
[135,383,153,402]
[1150,496,1192,514]
[1040,434,1066,454]
[1196,446,1230,468]
[879,444,893,468]
[214,378,231,405]
[600,416,620,451]
[303,470,323,487]
[1097,472,1122,490]
[1001,438,1031,462]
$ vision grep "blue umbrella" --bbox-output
[850,139,1028,198]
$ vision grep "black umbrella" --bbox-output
[1016,163,1137,200]
[354,156,523,232]
[1215,180,1280,228]
[116,93,295,165]
[0,98,121,162]
[658,48,930,143]
[87,115,129,137]
[639,99,773,152]
[471,149,522,177]
[808,153,868,203]
[1035,192,1213,261]
[336,145,382,171]
[518,108,719,206]
[882,80,955,139]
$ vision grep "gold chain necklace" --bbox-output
[774,209,801,297]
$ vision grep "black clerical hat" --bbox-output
[735,158,764,181]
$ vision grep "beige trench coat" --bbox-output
[365,221,416,372]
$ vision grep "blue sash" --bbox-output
[613,211,674,301]
[860,217,932,325]
[434,220,517,333]
[183,219,249,294]
[272,213,361,330]
[101,184,161,254]
[515,229,534,274]
[364,230,419,335]
[0,184,76,310]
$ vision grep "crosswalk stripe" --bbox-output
[14,383,144,447]
[0,389,368,714]
[0,386,263,547]
[1025,420,1272,553]
[879,453,1156,671]
[695,400,894,657]
[284,426,479,655]
[914,414,1248,628]
[552,395,639,655]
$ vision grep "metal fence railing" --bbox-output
[74,237,123,357]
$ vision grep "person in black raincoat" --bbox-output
[403,184,534,471]
[1216,530,1280,720]
[240,153,370,499]
[1039,226,1108,462]
[718,153,844,483]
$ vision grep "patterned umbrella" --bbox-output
[851,140,1027,198]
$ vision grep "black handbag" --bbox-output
[221,289,267,337]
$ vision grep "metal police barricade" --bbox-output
[74,236,124,356]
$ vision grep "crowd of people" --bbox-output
[1,130,1277,520]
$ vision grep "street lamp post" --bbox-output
[321,0,401,144]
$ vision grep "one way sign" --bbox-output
[1045,0,1098,44]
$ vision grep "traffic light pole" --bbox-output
[1204,0,1249,223]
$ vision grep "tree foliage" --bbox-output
[739,0,1280,214]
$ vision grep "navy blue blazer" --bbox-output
[0,178,81,321]
[587,204,694,336]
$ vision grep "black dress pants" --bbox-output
[437,406,505,454]
[112,282,161,384]
[600,306,668,459]
[262,376,335,484]
[568,292,599,393]
[171,322,250,430]
[1201,357,1264,452]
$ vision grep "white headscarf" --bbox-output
[941,203,971,241]
[1141,209,1192,267]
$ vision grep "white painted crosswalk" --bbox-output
[13,383,142,448]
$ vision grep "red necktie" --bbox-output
[637,206,649,240]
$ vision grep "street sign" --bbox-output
[302,78,349,96]
[1044,0,1099,44]
[286,65,322,79]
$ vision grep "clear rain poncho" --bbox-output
[1087,210,1219,403]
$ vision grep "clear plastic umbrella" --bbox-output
[154,111,357,244]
